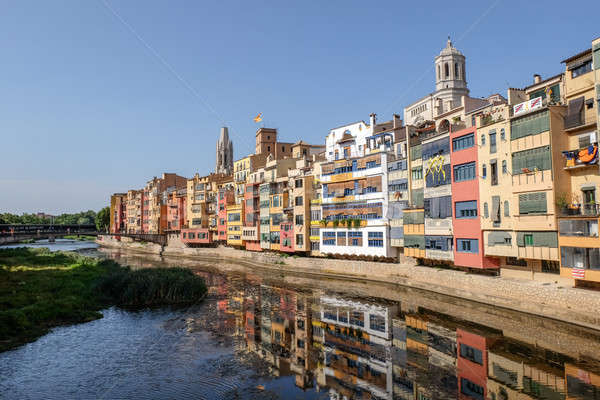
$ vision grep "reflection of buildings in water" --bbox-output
[487,338,567,400]
[182,265,600,400]
[404,313,458,400]
[319,295,397,400]
[565,362,600,400]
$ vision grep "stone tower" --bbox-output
[434,37,469,113]
[215,126,233,175]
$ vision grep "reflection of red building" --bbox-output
[565,362,600,399]
[450,126,498,269]
[457,328,496,400]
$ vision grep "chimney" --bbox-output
[393,114,402,129]
[533,74,541,84]
[369,113,377,127]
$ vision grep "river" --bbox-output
[1,240,599,399]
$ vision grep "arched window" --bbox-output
[481,134,486,145]
[437,65,440,79]
[484,203,489,218]
[482,164,487,179]
[444,63,449,78]
[462,63,466,80]
[454,63,459,78]
[500,128,505,140]
[504,200,510,217]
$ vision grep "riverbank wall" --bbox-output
[97,235,600,330]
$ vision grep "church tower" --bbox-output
[215,126,233,175]
[433,37,469,114]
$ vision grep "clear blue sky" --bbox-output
[1,0,598,214]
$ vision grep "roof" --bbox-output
[561,48,592,64]
[329,120,367,131]
[336,132,355,144]
[438,38,464,57]
[524,72,563,91]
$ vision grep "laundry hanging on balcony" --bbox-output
[563,145,598,167]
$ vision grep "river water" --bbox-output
[1,240,600,399]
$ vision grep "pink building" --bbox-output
[217,188,234,242]
[166,190,186,232]
[450,126,498,269]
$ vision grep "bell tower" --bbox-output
[435,36,468,93]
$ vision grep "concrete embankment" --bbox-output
[97,235,600,330]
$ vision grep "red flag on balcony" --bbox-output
[572,268,585,279]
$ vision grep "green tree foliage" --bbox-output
[0,210,98,225]
[95,207,110,232]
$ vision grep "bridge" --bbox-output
[0,224,167,246]
[0,224,100,245]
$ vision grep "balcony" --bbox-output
[559,203,600,217]
[563,145,598,170]
[559,219,599,237]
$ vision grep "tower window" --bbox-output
[455,63,459,77]
[445,63,449,78]
[267,146,270,152]
[437,65,440,79]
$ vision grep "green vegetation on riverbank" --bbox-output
[62,235,97,241]
[0,248,206,352]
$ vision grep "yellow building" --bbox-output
[226,203,244,247]
[557,44,600,287]
[233,154,267,204]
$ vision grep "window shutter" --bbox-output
[492,196,501,222]
[565,97,585,128]
[516,232,525,247]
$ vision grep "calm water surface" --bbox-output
[1,241,600,399]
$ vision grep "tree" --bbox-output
[95,207,110,232]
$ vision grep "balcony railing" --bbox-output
[559,203,600,217]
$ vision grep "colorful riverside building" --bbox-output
[217,184,235,243]
[144,173,187,234]
[109,193,127,234]
[319,115,397,259]
[165,188,186,233]
[181,172,230,246]
[125,189,144,233]
[557,42,600,288]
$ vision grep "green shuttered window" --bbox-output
[512,145,552,174]
[516,231,558,248]
[404,235,425,249]
[403,211,424,225]
[518,192,547,214]
[510,110,549,140]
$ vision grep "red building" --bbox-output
[110,193,127,234]
[450,126,498,269]
[166,190,186,232]
[181,228,212,245]
[280,222,294,252]
[217,188,234,242]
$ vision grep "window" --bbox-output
[481,134,486,145]
[192,218,202,225]
[484,202,489,218]
[348,231,362,246]
[502,160,507,174]
[455,200,477,218]
[504,200,510,217]
[267,145,270,152]
[482,164,487,179]
[295,179,303,188]
[490,160,498,185]
[295,196,303,206]
[489,130,497,153]
[310,241,320,251]
[452,133,474,151]
[424,196,452,219]
[369,314,386,332]
[411,167,423,180]
[454,62,459,77]
[511,110,549,140]
[461,378,484,400]
[311,209,321,220]
[457,238,478,253]
[295,215,304,225]
[368,231,384,247]
[228,213,241,222]
[350,311,364,327]
[296,234,304,246]
[512,145,552,174]
[524,234,534,246]
[310,227,320,236]
[453,162,476,182]
[460,344,483,365]
[500,128,505,140]
[571,59,592,78]
[519,192,547,214]
[337,231,346,246]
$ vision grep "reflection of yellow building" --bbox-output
[557,43,600,287]
[226,203,244,246]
